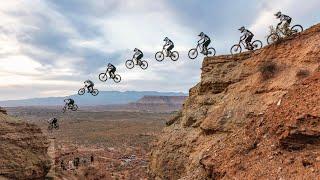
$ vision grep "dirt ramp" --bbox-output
[0,113,51,179]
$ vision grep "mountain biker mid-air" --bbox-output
[48,117,58,128]
[163,37,174,57]
[84,80,94,93]
[198,32,211,55]
[275,11,292,35]
[133,48,143,65]
[107,63,116,78]
[64,98,75,108]
[239,26,254,50]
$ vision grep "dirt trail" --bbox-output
[46,137,57,179]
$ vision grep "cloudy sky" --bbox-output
[0,0,319,100]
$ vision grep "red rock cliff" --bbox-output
[0,109,51,179]
[149,24,320,179]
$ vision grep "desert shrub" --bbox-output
[296,69,310,79]
[259,61,278,80]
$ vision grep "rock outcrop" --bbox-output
[0,111,51,179]
[0,107,7,115]
[150,24,320,179]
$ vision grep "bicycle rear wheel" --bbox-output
[230,44,242,55]
[206,47,216,57]
[72,104,78,111]
[140,61,148,70]
[91,89,99,96]
[252,40,263,50]
[170,51,179,61]
[113,74,121,83]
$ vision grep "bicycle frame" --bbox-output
[275,25,290,36]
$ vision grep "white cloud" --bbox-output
[0,0,318,101]
[250,0,320,42]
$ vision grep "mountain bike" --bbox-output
[99,70,121,83]
[188,43,216,59]
[125,59,148,70]
[155,48,179,62]
[78,86,99,96]
[267,24,303,44]
[48,123,59,131]
[230,38,263,55]
[62,104,78,113]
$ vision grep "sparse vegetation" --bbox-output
[296,69,310,79]
[259,61,278,80]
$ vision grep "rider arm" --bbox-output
[240,34,246,40]
[198,37,204,44]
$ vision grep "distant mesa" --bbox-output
[0,91,187,107]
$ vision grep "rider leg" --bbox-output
[245,35,253,50]
[109,69,116,78]
[136,54,143,65]
[167,45,174,56]
[202,40,211,54]
[68,102,74,109]
[283,19,291,35]
[87,85,93,93]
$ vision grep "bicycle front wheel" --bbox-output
[78,88,85,95]
[155,52,164,62]
[267,33,280,44]
[62,106,67,113]
[291,25,303,34]
[188,49,198,59]
[125,60,134,69]
[99,73,108,82]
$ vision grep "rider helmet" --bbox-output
[164,37,169,41]
[238,26,245,33]
[108,63,111,67]
[134,48,138,52]
[274,11,281,18]
[198,32,204,37]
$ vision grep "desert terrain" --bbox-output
[7,107,172,179]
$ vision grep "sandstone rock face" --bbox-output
[0,113,51,179]
[149,24,320,179]
[0,107,7,115]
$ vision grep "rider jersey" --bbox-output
[68,99,74,104]
[280,14,291,22]
[85,80,94,86]
[203,35,210,42]
[134,49,143,57]
[243,29,253,37]
[48,118,57,124]
[165,39,174,46]
[108,64,116,70]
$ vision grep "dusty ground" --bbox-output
[7,108,171,179]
